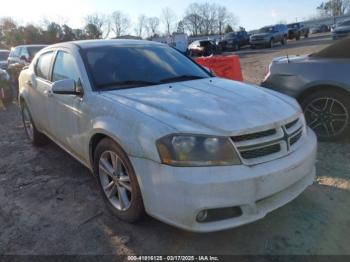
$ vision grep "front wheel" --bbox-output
[301,90,350,141]
[94,138,145,222]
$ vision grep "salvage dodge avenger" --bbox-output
[19,40,317,232]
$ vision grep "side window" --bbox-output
[35,52,53,80]
[13,47,21,57]
[20,48,29,58]
[52,51,80,83]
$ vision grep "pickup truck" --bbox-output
[288,23,309,40]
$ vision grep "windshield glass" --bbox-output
[339,20,350,26]
[27,46,45,58]
[224,33,236,39]
[84,45,210,90]
[0,51,9,60]
[288,23,299,29]
[259,26,275,33]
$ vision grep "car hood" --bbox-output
[102,78,301,135]
[272,55,309,64]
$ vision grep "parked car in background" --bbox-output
[287,23,309,40]
[250,24,289,48]
[0,69,12,103]
[0,50,10,70]
[332,19,350,40]
[311,24,330,34]
[217,30,250,51]
[8,45,47,67]
[262,37,350,141]
[188,40,217,56]
[19,40,317,232]
[7,45,47,95]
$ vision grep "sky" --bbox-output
[0,0,324,32]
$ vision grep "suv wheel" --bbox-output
[281,36,287,45]
[21,103,48,146]
[301,90,350,141]
[269,39,274,48]
[234,43,240,51]
[94,138,145,222]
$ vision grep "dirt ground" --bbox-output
[1,33,349,255]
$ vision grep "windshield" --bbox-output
[288,23,299,29]
[27,46,45,58]
[0,51,9,61]
[224,33,236,39]
[339,20,350,26]
[84,45,210,90]
[259,26,275,33]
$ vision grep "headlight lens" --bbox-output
[156,135,241,167]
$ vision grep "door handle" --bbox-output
[25,80,32,87]
[44,90,53,97]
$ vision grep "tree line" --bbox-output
[317,0,350,17]
[0,2,237,48]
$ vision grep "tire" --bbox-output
[296,34,301,41]
[269,39,274,48]
[300,89,350,141]
[21,102,48,146]
[281,36,287,45]
[94,138,145,222]
[234,43,240,51]
[304,33,309,38]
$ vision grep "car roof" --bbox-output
[48,39,165,50]
[13,44,47,48]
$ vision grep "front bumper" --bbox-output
[131,129,317,232]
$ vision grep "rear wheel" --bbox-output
[94,138,145,222]
[269,39,274,48]
[301,90,350,141]
[281,36,287,45]
[21,103,48,146]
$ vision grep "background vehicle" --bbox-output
[19,40,316,232]
[332,19,350,40]
[250,24,289,48]
[0,50,10,70]
[262,37,350,141]
[188,40,217,56]
[217,30,250,51]
[0,69,12,103]
[8,45,47,67]
[288,23,309,40]
[7,45,47,96]
[311,24,330,34]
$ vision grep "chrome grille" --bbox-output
[231,117,304,165]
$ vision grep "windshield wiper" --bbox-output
[98,80,161,90]
[159,75,207,84]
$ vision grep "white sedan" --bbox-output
[18,40,317,232]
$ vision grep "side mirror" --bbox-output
[52,79,83,96]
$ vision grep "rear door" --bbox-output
[29,51,54,132]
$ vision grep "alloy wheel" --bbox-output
[99,151,132,211]
[304,97,349,139]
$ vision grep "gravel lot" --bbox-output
[1,33,349,255]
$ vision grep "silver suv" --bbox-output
[250,24,289,48]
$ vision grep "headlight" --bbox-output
[156,134,241,167]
